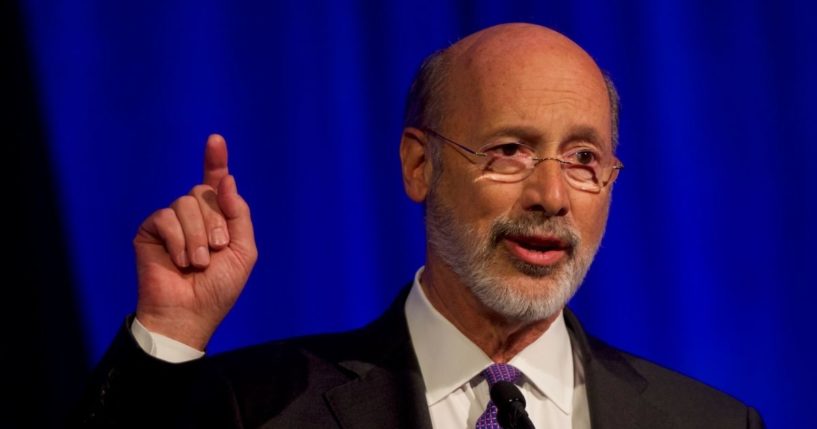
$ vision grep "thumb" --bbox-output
[204,134,229,189]
[217,175,256,252]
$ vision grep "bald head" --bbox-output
[405,23,619,150]
[447,23,593,68]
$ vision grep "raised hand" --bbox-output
[133,134,257,350]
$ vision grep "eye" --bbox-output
[571,150,598,165]
[483,142,533,158]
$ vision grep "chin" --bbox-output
[463,259,584,323]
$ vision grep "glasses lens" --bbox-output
[481,142,536,175]
[565,165,596,182]
[487,158,528,175]
[564,166,601,192]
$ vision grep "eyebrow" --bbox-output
[481,126,544,142]
[481,124,607,148]
[565,125,606,148]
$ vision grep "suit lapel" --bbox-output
[583,356,677,429]
[325,360,431,429]
[324,287,432,429]
[564,309,680,429]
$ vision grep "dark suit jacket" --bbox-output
[77,289,764,428]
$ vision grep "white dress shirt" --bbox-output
[133,267,591,428]
[131,317,204,363]
[405,267,590,429]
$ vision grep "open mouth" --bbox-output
[503,234,570,266]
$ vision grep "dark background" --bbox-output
[7,0,816,427]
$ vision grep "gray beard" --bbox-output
[425,189,598,323]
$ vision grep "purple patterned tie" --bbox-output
[475,363,523,429]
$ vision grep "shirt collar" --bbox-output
[404,267,575,414]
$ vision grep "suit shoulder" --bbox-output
[624,348,743,404]
[587,335,762,427]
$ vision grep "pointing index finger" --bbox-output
[204,134,229,189]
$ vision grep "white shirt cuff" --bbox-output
[130,318,205,363]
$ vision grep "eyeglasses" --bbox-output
[423,128,623,193]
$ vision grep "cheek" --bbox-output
[570,193,611,245]
[467,182,525,226]
[436,164,522,222]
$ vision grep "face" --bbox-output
[422,28,614,322]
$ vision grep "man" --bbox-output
[78,23,763,428]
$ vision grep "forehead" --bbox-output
[441,35,611,146]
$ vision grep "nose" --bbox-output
[518,159,570,217]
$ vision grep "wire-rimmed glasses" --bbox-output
[423,128,623,193]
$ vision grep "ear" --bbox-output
[400,127,433,203]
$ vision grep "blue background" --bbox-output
[17,0,816,426]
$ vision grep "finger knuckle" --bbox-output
[173,195,197,209]
[155,208,176,223]
[237,199,252,217]
[191,184,214,196]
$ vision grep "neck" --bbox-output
[420,259,561,363]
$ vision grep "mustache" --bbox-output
[489,214,580,250]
